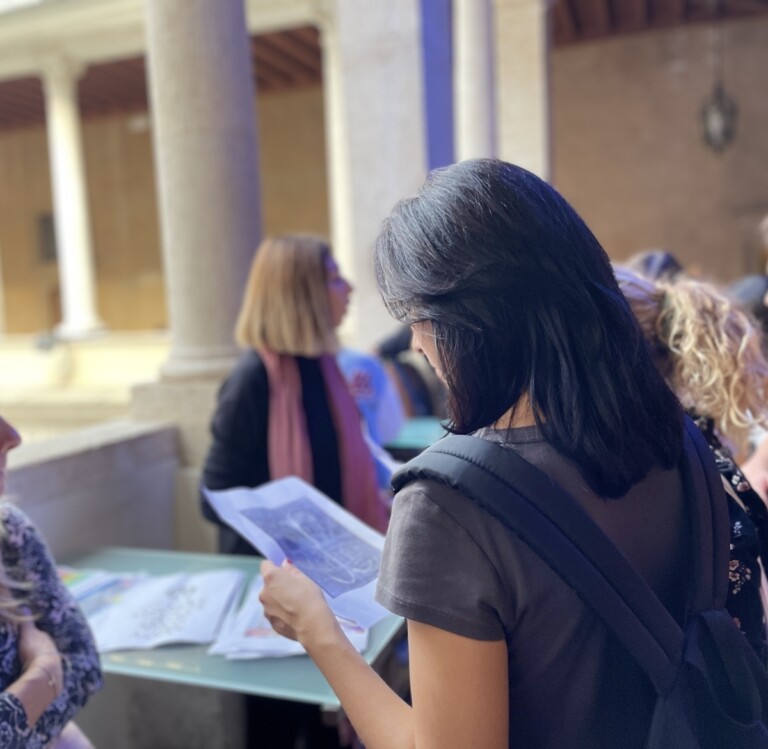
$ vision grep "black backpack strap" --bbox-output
[392,418,724,695]
[681,417,730,612]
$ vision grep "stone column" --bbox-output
[135,10,260,747]
[319,0,430,349]
[493,0,552,179]
[144,0,261,379]
[454,0,496,160]
[133,0,262,565]
[41,57,104,338]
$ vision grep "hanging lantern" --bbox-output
[701,81,738,153]
[699,0,739,153]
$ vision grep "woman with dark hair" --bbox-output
[259,160,696,747]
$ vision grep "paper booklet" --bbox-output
[203,476,390,629]
[209,575,369,659]
[60,566,245,653]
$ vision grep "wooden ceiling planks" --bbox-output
[1,9,767,130]
[0,26,323,131]
[553,0,768,42]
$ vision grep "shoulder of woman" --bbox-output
[217,350,269,402]
[391,479,489,541]
[0,503,35,543]
[231,349,268,381]
[0,504,51,578]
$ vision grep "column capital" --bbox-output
[39,54,87,94]
[493,0,553,9]
[312,0,341,55]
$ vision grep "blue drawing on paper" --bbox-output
[242,498,381,598]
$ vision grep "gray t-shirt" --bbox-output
[376,425,688,748]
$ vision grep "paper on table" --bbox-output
[89,569,245,653]
[203,477,390,628]
[59,567,149,619]
[209,575,368,659]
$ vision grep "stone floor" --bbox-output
[0,331,169,441]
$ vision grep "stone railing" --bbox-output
[6,420,179,559]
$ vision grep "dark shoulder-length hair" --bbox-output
[374,159,682,498]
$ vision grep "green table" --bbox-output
[385,416,446,460]
[67,547,405,707]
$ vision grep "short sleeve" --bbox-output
[376,482,506,640]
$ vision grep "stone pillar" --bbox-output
[41,57,104,338]
[421,0,455,170]
[134,19,260,749]
[493,0,552,179]
[454,0,496,160]
[319,0,430,349]
[144,0,261,379]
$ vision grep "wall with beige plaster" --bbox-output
[0,86,329,334]
[6,420,179,558]
[550,17,768,280]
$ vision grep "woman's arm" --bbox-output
[260,560,508,749]
[408,620,508,749]
[5,620,63,727]
[742,436,768,504]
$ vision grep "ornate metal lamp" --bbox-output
[700,0,738,152]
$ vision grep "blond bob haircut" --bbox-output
[616,267,768,456]
[236,235,338,357]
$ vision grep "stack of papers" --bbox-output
[209,576,369,660]
[61,476,390,658]
[60,566,245,653]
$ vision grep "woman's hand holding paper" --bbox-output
[259,560,341,648]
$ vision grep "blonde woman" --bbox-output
[0,416,102,748]
[201,235,386,747]
[618,268,768,660]
[202,235,385,558]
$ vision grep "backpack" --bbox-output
[391,417,768,748]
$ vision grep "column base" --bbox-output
[132,376,226,553]
[159,353,239,381]
[54,320,107,341]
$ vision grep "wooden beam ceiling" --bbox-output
[0,26,322,131]
[553,0,768,44]
[1,8,767,131]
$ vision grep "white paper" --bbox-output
[209,576,368,659]
[88,569,245,652]
[59,567,149,619]
[203,477,390,628]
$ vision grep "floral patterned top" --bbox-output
[0,504,102,748]
[692,415,768,663]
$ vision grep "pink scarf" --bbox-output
[259,349,388,532]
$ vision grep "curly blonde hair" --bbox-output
[616,267,768,456]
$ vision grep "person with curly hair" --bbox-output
[617,267,768,660]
